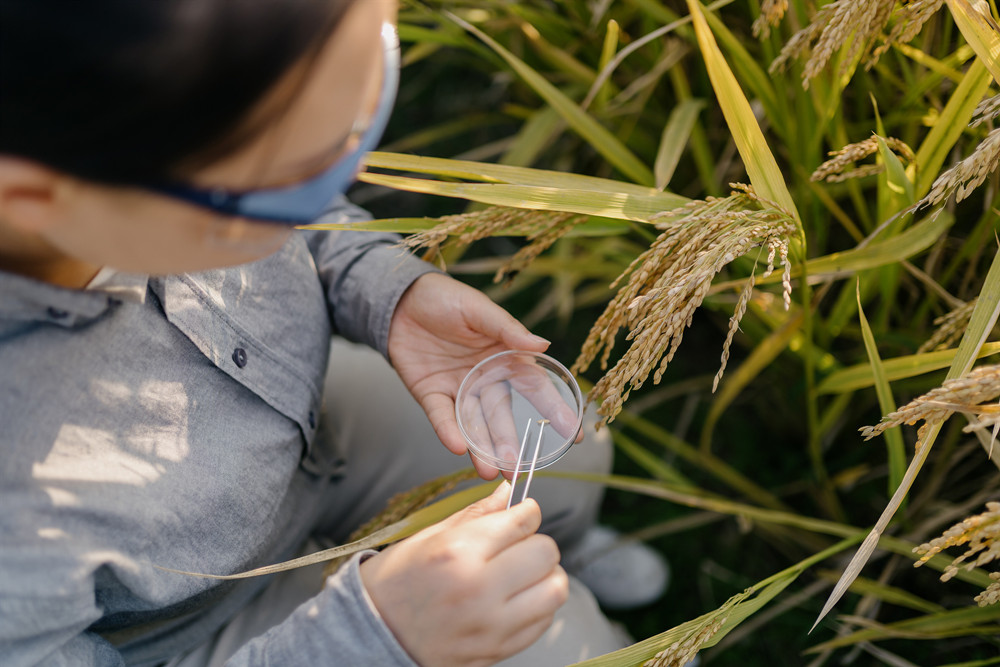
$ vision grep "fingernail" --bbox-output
[529,334,550,347]
[494,480,511,496]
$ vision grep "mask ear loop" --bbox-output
[506,419,548,510]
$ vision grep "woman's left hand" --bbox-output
[387,272,550,479]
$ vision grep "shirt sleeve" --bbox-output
[303,197,440,358]
[225,553,417,667]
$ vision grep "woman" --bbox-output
[0,0,663,664]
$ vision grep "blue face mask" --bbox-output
[147,23,400,226]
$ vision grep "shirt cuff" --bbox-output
[322,551,419,667]
[360,247,440,360]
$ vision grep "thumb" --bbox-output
[438,480,511,530]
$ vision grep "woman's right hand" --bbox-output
[358,482,568,666]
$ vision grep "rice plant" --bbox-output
[303,0,1000,662]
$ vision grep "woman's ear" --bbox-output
[0,157,62,233]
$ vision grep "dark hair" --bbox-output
[0,0,356,184]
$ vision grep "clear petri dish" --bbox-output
[455,350,583,472]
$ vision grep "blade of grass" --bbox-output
[857,280,908,504]
[817,342,1000,393]
[302,215,631,236]
[947,0,1000,82]
[545,471,993,587]
[498,107,565,167]
[807,606,1000,651]
[445,12,655,186]
[914,59,992,198]
[814,571,946,615]
[570,571,801,666]
[700,6,782,128]
[614,409,792,512]
[363,152,680,199]
[357,172,685,222]
[654,99,706,190]
[594,19,619,109]
[614,430,695,487]
[876,135,916,209]
[685,0,803,240]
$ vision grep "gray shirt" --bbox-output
[0,199,434,666]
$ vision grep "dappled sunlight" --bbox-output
[36,527,69,541]
[34,424,166,487]
[40,485,79,508]
[33,380,191,488]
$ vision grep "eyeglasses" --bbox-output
[146,22,400,225]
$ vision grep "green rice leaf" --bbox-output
[699,7,781,127]
[947,0,1000,82]
[445,12,655,186]
[807,605,1000,652]
[654,99,706,190]
[914,59,992,198]
[814,571,946,615]
[594,19,620,109]
[569,535,862,666]
[817,342,1000,394]
[856,281,907,501]
[302,215,630,236]
[363,152,682,199]
[357,172,684,222]
[875,135,915,207]
[570,572,799,666]
[685,0,802,237]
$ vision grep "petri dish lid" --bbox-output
[455,350,583,472]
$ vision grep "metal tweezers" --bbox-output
[506,418,548,510]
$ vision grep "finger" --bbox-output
[479,381,521,466]
[406,481,506,547]
[480,566,568,656]
[458,393,507,478]
[507,364,581,442]
[487,533,562,598]
[420,391,467,456]
[503,565,569,628]
[494,613,559,661]
[450,497,542,560]
[421,480,512,541]
[470,451,501,480]
[458,287,549,353]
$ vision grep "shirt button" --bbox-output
[232,347,248,368]
[308,411,316,429]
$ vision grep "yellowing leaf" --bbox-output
[685,0,803,239]
[947,0,1000,82]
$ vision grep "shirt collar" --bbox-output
[86,267,149,304]
[0,269,148,329]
